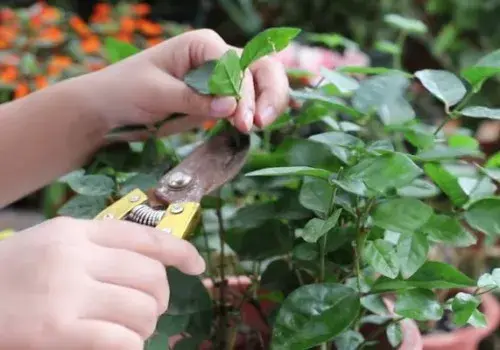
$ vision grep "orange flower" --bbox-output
[120,16,135,33]
[81,35,101,53]
[115,32,132,43]
[203,120,217,130]
[137,19,162,36]
[133,3,151,16]
[94,3,112,16]
[0,8,16,22]
[47,55,72,76]
[0,40,9,50]
[88,62,106,72]
[41,6,60,23]
[147,37,163,48]
[39,27,64,43]
[0,26,18,44]
[14,82,30,99]
[0,66,18,83]
[34,75,49,90]
[69,15,91,37]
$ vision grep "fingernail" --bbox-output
[210,97,235,117]
[259,105,276,126]
[195,254,206,274]
[244,109,254,132]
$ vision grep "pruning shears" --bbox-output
[94,126,250,239]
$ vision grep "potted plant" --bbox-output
[35,12,500,350]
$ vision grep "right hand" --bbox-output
[0,217,205,350]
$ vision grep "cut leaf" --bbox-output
[363,239,399,279]
[415,69,466,109]
[421,214,476,247]
[271,284,360,349]
[395,289,443,321]
[372,198,433,234]
[451,292,480,326]
[464,197,500,236]
[424,163,468,207]
[209,49,242,96]
[397,231,429,278]
[246,166,331,180]
[240,27,301,70]
[461,106,500,120]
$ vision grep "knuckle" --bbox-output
[139,298,159,339]
[193,28,223,42]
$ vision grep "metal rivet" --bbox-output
[129,195,140,203]
[161,228,172,234]
[103,213,114,219]
[167,172,192,189]
[170,204,184,214]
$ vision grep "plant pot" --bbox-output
[168,277,423,350]
[422,292,500,350]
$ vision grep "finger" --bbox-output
[231,70,255,133]
[86,220,205,275]
[81,282,158,340]
[58,320,143,350]
[250,57,290,128]
[87,246,169,314]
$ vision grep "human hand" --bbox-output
[0,217,205,350]
[71,29,290,134]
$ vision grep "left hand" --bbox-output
[71,29,290,134]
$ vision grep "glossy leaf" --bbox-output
[363,239,399,279]
[271,284,360,349]
[57,195,107,219]
[424,163,469,207]
[421,214,476,247]
[416,146,482,161]
[299,178,334,217]
[290,89,362,118]
[240,27,301,70]
[372,261,475,292]
[330,177,367,196]
[309,131,364,164]
[477,268,500,289]
[184,60,217,95]
[293,243,319,261]
[468,309,487,328]
[464,197,500,236]
[461,50,500,91]
[378,95,416,125]
[397,178,440,198]
[209,49,242,96]
[118,173,157,197]
[246,166,331,180]
[397,231,429,278]
[395,289,443,321]
[348,153,422,193]
[299,209,341,243]
[167,268,212,316]
[461,106,500,120]
[486,151,500,168]
[386,322,403,348]
[320,68,360,94]
[67,174,115,197]
[372,198,433,234]
[451,293,480,326]
[339,66,412,76]
[384,14,427,34]
[415,70,466,108]
[58,169,85,183]
[145,333,170,350]
[334,330,364,350]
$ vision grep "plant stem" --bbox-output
[215,192,229,350]
[393,32,407,70]
[433,115,451,136]
[434,90,475,136]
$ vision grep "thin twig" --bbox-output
[215,191,229,349]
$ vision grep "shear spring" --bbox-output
[127,204,165,226]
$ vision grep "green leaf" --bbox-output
[378,95,416,125]
[339,66,412,76]
[373,198,433,234]
[363,239,399,279]
[461,106,500,120]
[308,132,364,164]
[118,173,157,197]
[415,70,466,108]
[240,27,301,70]
[384,14,427,34]
[167,267,212,316]
[461,50,500,91]
[395,289,443,321]
[156,314,190,336]
[290,89,363,118]
[397,178,440,198]
[424,163,469,207]
[330,177,367,196]
[334,330,364,350]
[482,167,500,182]
[468,309,487,328]
[397,231,429,278]
[448,134,480,150]
[386,322,403,348]
[58,169,85,183]
[464,197,500,236]
[451,292,480,326]
[348,153,422,193]
[375,40,401,55]
[352,72,410,114]
[246,166,331,180]
[67,174,115,197]
[104,37,140,63]
[361,294,389,315]
[57,195,107,219]
[209,49,242,96]
[145,333,170,350]
[403,128,436,150]
[421,214,476,247]
[293,243,319,261]
[477,269,500,289]
[372,261,475,292]
[271,284,360,349]
[299,178,333,217]
[184,60,217,95]
[320,68,360,94]
[299,209,342,243]
[486,151,500,168]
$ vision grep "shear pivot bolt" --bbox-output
[167,172,192,189]
[170,204,184,214]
